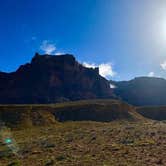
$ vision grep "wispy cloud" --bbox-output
[55,52,65,56]
[148,72,154,77]
[82,62,96,69]
[83,62,116,79]
[160,61,166,70]
[40,40,56,54]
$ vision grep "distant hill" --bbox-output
[2,53,166,107]
[110,77,166,106]
[0,53,114,104]
[136,106,166,121]
[0,100,145,128]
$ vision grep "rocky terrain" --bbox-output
[0,53,114,104]
[0,54,166,165]
[1,53,166,107]
[0,100,165,166]
[0,121,165,166]
[0,100,145,128]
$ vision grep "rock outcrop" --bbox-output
[0,53,114,104]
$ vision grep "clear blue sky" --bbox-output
[1,0,166,80]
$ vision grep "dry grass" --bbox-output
[0,121,165,166]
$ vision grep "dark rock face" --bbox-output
[0,53,113,104]
[111,77,166,106]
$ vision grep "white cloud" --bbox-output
[110,83,116,89]
[82,62,96,69]
[99,63,116,78]
[40,40,56,54]
[55,52,65,56]
[160,61,166,70]
[83,62,116,78]
[148,72,154,77]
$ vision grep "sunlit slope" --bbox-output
[0,100,145,128]
[52,99,145,122]
[0,105,56,128]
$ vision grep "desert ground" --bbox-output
[0,120,166,166]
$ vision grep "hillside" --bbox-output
[0,101,166,166]
[136,106,166,121]
[0,105,57,128]
[2,53,166,107]
[110,76,166,106]
[0,100,145,128]
[0,53,114,104]
[52,99,144,122]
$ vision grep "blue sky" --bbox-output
[1,0,166,80]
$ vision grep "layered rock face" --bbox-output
[0,53,113,104]
[0,100,145,128]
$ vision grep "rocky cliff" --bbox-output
[0,53,114,104]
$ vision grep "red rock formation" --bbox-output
[0,53,114,104]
